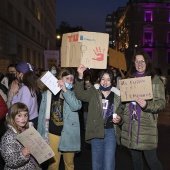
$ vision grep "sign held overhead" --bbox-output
[109,48,127,71]
[61,31,109,69]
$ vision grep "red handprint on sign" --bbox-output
[92,47,105,61]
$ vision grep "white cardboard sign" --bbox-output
[40,71,61,95]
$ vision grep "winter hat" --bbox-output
[16,62,34,74]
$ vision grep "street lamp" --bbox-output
[56,35,61,39]
[56,34,61,49]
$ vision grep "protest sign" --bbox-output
[17,127,55,164]
[40,71,61,95]
[108,48,127,71]
[61,31,109,69]
[119,76,153,102]
[44,50,60,70]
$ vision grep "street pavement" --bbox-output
[60,102,170,170]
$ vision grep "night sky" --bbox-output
[56,0,129,33]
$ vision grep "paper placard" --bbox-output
[61,31,109,69]
[16,127,55,164]
[44,50,60,70]
[109,48,127,71]
[119,76,153,102]
[40,71,61,95]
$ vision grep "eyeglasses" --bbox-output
[135,60,145,64]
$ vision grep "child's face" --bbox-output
[15,111,28,128]
[100,73,111,87]
[62,75,74,84]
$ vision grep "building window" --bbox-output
[33,51,36,58]
[105,22,112,26]
[41,14,43,26]
[37,8,41,21]
[106,28,112,32]
[144,32,152,42]
[17,44,22,60]
[37,30,40,42]
[167,51,170,64]
[144,11,152,22]
[8,3,14,21]
[168,69,170,75]
[41,34,43,44]
[167,32,170,43]
[17,12,22,28]
[31,26,36,38]
[31,0,35,14]
[25,19,30,34]
[27,48,30,62]
[166,32,170,48]
[145,50,153,60]
[143,31,153,47]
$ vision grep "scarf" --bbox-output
[128,72,144,144]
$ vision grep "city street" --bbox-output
[70,102,170,170]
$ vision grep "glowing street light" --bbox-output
[56,35,61,39]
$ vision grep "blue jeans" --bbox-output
[91,128,116,170]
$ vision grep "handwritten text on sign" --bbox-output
[119,76,153,102]
[61,31,109,69]
[40,71,61,95]
[17,127,55,164]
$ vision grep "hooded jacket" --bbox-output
[74,79,120,142]
[38,89,82,152]
[116,75,166,150]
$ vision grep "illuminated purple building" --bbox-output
[108,0,170,78]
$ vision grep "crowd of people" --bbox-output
[0,50,167,170]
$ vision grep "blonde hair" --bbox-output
[6,102,29,133]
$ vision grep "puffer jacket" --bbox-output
[116,75,166,150]
[74,79,120,142]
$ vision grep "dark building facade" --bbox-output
[0,0,56,73]
[105,8,125,48]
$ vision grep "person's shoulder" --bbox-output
[1,76,8,85]
[152,75,164,84]
[1,76,8,89]
[111,87,120,96]
[20,84,29,91]
[1,128,14,142]
[1,76,8,81]
[0,83,8,92]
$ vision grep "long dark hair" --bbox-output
[23,71,39,97]
[126,50,155,78]
[98,69,114,86]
